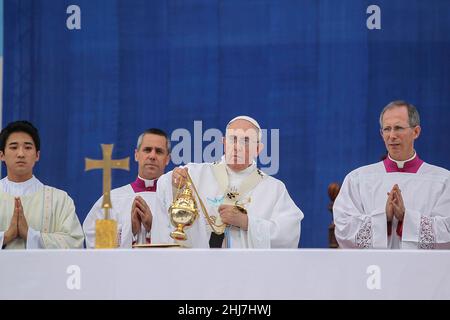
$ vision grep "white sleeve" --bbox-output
[247,185,303,248]
[156,171,175,216]
[333,172,388,249]
[0,231,41,249]
[157,165,210,248]
[39,192,84,249]
[402,178,450,249]
[136,223,149,244]
[149,196,173,244]
[401,208,421,247]
[26,227,43,249]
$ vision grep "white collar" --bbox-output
[138,175,156,187]
[221,156,256,177]
[388,151,416,169]
[0,175,43,197]
[4,175,40,187]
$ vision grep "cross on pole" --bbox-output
[85,144,129,219]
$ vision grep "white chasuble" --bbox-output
[157,162,304,248]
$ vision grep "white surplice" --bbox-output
[83,180,173,248]
[333,161,450,249]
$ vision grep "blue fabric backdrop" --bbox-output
[3,0,450,247]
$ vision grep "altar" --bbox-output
[1,249,449,299]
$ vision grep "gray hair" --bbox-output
[379,100,420,128]
[136,128,171,154]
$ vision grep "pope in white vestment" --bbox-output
[157,116,303,248]
[333,101,450,249]
[158,160,303,248]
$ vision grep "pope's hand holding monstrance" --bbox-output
[169,167,226,241]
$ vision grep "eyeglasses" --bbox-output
[225,135,259,146]
[380,126,414,135]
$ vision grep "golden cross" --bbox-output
[85,144,129,219]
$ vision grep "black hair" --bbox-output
[0,120,41,152]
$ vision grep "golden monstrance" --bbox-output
[169,172,226,241]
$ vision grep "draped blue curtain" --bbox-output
[3,0,450,247]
